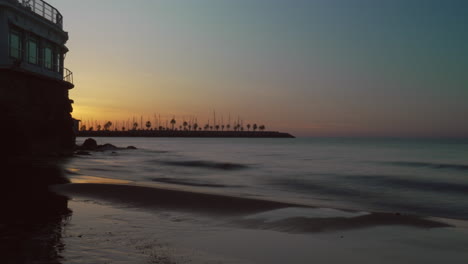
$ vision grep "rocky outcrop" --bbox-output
[75,138,137,154]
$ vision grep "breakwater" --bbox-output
[77,130,295,138]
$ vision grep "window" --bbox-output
[54,52,61,72]
[9,31,22,59]
[27,38,38,64]
[44,47,53,70]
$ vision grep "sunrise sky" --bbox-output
[47,0,468,137]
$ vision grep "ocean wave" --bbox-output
[152,160,249,170]
[237,211,450,233]
[151,177,233,188]
[274,179,363,197]
[348,175,468,195]
[277,174,468,196]
[386,161,468,171]
[273,177,468,219]
[54,183,291,215]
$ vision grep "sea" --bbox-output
[69,137,468,220]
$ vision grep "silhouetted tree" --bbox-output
[89,126,94,131]
[97,124,102,131]
[133,122,138,130]
[193,123,198,131]
[146,121,152,130]
[259,125,265,131]
[204,124,209,130]
[226,124,231,131]
[80,125,87,131]
[246,124,251,131]
[183,121,188,131]
[104,121,112,131]
[122,127,126,131]
[170,118,176,130]
[215,125,220,131]
[253,124,258,131]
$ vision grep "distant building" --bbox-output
[0,0,75,155]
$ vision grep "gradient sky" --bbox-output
[47,0,468,137]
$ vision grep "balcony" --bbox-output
[63,68,73,84]
[18,0,63,28]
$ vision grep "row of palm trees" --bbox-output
[80,119,266,132]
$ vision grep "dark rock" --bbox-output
[81,138,98,150]
[96,143,118,151]
[127,146,137,150]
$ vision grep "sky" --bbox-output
[47,0,468,137]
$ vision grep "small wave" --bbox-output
[151,177,232,188]
[274,179,363,197]
[65,169,81,175]
[54,183,292,215]
[147,150,170,154]
[386,161,468,171]
[237,211,450,233]
[155,160,249,170]
[348,175,468,195]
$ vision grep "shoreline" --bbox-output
[52,182,456,231]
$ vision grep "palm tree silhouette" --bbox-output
[253,124,258,131]
[193,123,198,131]
[183,121,188,131]
[259,125,265,131]
[104,121,112,131]
[146,121,152,130]
[170,118,176,130]
[247,124,251,131]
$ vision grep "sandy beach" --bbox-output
[51,181,468,264]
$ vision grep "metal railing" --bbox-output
[63,68,73,84]
[19,0,63,28]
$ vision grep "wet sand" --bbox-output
[54,183,451,231]
[57,188,468,264]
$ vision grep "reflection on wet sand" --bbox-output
[0,157,71,264]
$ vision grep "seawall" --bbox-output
[77,130,295,138]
